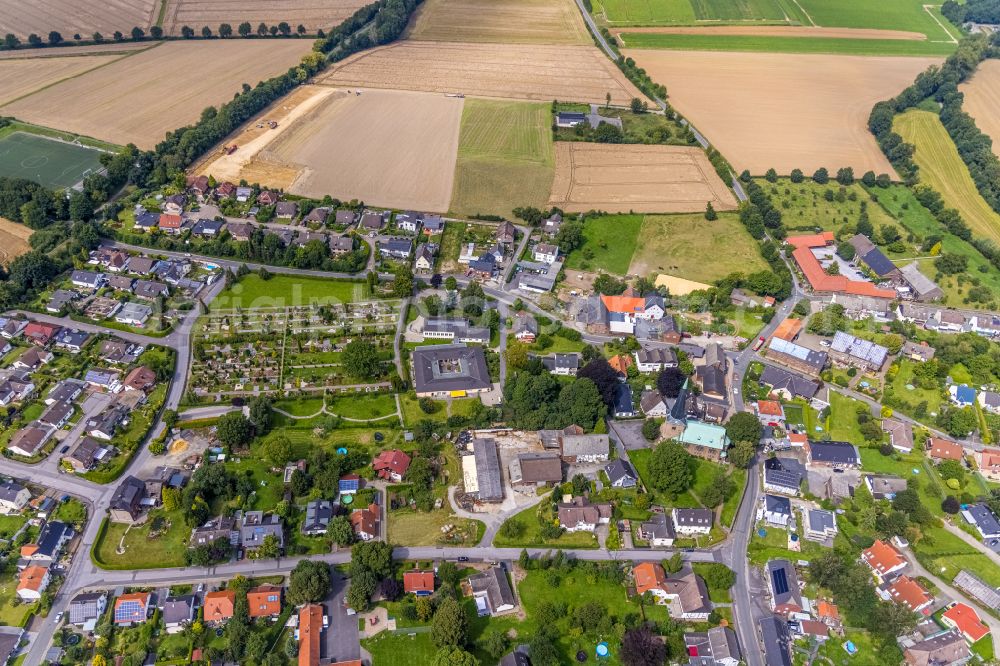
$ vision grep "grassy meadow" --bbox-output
[211,274,370,309]
[618,33,954,56]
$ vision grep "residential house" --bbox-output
[794,620,830,643]
[979,391,1000,415]
[46,288,79,313]
[830,331,889,371]
[759,616,793,666]
[360,211,388,233]
[17,564,50,601]
[134,211,159,231]
[13,347,51,371]
[495,221,516,245]
[297,603,323,666]
[508,452,562,486]
[928,437,964,461]
[977,448,1000,481]
[640,513,676,547]
[247,584,282,619]
[163,194,186,214]
[87,404,127,439]
[411,344,492,397]
[766,559,803,615]
[403,571,435,597]
[191,218,224,237]
[133,279,170,300]
[71,270,106,290]
[350,503,380,541]
[640,390,668,417]
[941,603,990,643]
[542,212,562,235]
[109,476,147,524]
[903,629,970,666]
[469,566,517,616]
[766,337,828,377]
[633,563,711,620]
[123,366,156,393]
[330,235,355,256]
[158,214,183,233]
[162,595,196,633]
[23,321,60,347]
[805,440,860,468]
[20,521,73,565]
[8,424,53,458]
[125,256,156,275]
[542,352,580,376]
[512,314,538,342]
[373,449,411,482]
[69,592,107,631]
[203,590,236,625]
[64,436,114,473]
[684,626,742,666]
[560,434,609,463]
[533,243,559,264]
[215,181,237,199]
[755,400,785,426]
[604,459,638,488]
[634,346,678,373]
[614,382,635,417]
[275,201,298,220]
[99,340,141,365]
[113,592,151,625]
[557,496,612,532]
[421,318,490,345]
[883,418,914,453]
[301,500,333,535]
[414,242,435,270]
[395,211,422,233]
[865,475,908,500]
[0,317,27,339]
[226,221,254,242]
[961,503,1000,539]
[901,340,936,363]
[759,365,821,400]
[0,482,30,514]
[673,508,713,535]
[189,516,237,548]
[257,190,279,206]
[805,509,838,542]
[339,474,361,495]
[759,494,792,527]
[861,539,907,583]
[39,400,72,429]
[422,215,444,235]
[378,238,412,259]
[881,576,933,613]
[763,457,805,496]
[240,511,284,554]
[950,384,977,408]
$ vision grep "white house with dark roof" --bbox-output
[962,503,1000,540]
[759,494,792,527]
[672,508,713,535]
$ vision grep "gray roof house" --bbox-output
[759,616,793,666]
[378,238,413,259]
[766,559,803,615]
[162,595,196,633]
[471,438,504,502]
[240,511,284,552]
[684,626,742,666]
[604,459,638,488]
[639,513,676,547]
[469,566,517,616]
[759,365,820,400]
[962,503,1000,539]
[412,344,492,397]
[110,476,146,523]
[807,441,860,467]
[302,500,333,535]
[561,434,609,463]
[763,457,805,496]
[69,591,107,631]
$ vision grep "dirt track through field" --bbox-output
[960,59,1000,159]
[1,40,313,149]
[258,89,464,212]
[318,41,645,105]
[549,143,737,213]
[161,0,369,35]
[0,53,126,106]
[405,0,590,44]
[613,26,927,40]
[624,49,942,175]
[0,0,158,40]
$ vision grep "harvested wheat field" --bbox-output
[406,0,590,44]
[319,42,645,105]
[0,42,152,60]
[615,26,927,40]
[191,85,337,184]
[0,217,33,266]
[623,49,941,175]
[0,0,157,40]
[258,89,464,211]
[549,143,737,213]
[2,40,313,149]
[960,60,1000,159]
[0,54,127,106]
[162,0,368,35]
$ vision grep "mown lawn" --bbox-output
[826,391,868,444]
[326,393,399,421]
[563,214,644,275]
[212,274,370,309]
[618,33,954,56]
[493,496,600,549]
[92,509,189,569]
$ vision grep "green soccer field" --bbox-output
[0,131,105,190]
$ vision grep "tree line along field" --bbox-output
[959,59,1000,159]
[894,109,1000,245]
[621,49,940,176]
[160,0,370,36]
[0,40,314,148]
[449,98,554,219]
[405,0,591,45]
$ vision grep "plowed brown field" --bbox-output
[960,59,1000,159]
[318,41,645,105]
[0,53,126,106]
[0,0,157,40]
[549,143,737,213]
[624,49,941,175]
[1,40,313,148]
[406,0,590,44]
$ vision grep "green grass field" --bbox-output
[0,130,106,189]
[617,33,955,56]
[563,214,644,274]
[597,0,805,24]
[449,99,554,219]
[211,274,370,309]
[759,178,905,239]
[627,212,769,283]
[797,0,957,40]
[894,109,1000,245]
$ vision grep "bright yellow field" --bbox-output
[959,59,1000,159]
[894,109,1000,244]
[0,217,33,266]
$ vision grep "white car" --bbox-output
[54,611,64,624]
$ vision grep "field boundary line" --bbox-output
[0,42,161,108]
[789,0,814,26]
[923,4,958,44]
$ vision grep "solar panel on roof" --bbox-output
[772,567,789,596]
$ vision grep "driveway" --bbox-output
[608,419,650,452]
[324,569,361,663]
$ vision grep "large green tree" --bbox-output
[287,560,330,605]
[725,412,762,445]
[342,339,383,379]
[216,411,254,448]
[432,598,468,648]
[647,440,692,498]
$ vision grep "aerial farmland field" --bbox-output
[160,0,369,35]
[0,40,313,148]
[317,41,645,105]
[0,0,157,40]
[449,99,555,218]
[960,59,1000,159]
[617,31,954,56]
[894,109,1000,245]
[406,0,591,44]
[624,49,941,175]
[0,53,128,106]
[548,143,737,213]
[0,217,33,267]
[261,89,464,212]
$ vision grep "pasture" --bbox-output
[623,49,940,175]
[161,0,369,35]
[629,212,768,283]
[960,59,1000,159]
[262,88,464,211]
[0,0,157,40]
[1,40,313,148]
[0,217,32,267]
[406,0,590,44]
[318,41,645,105]
[0,53,126,106]
[894,109,1000,245]
[548,142,737,213]
[449,99,554,218]
[0,131,106,189]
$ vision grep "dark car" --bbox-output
[457,556,469,562]
[60,445,70,454]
